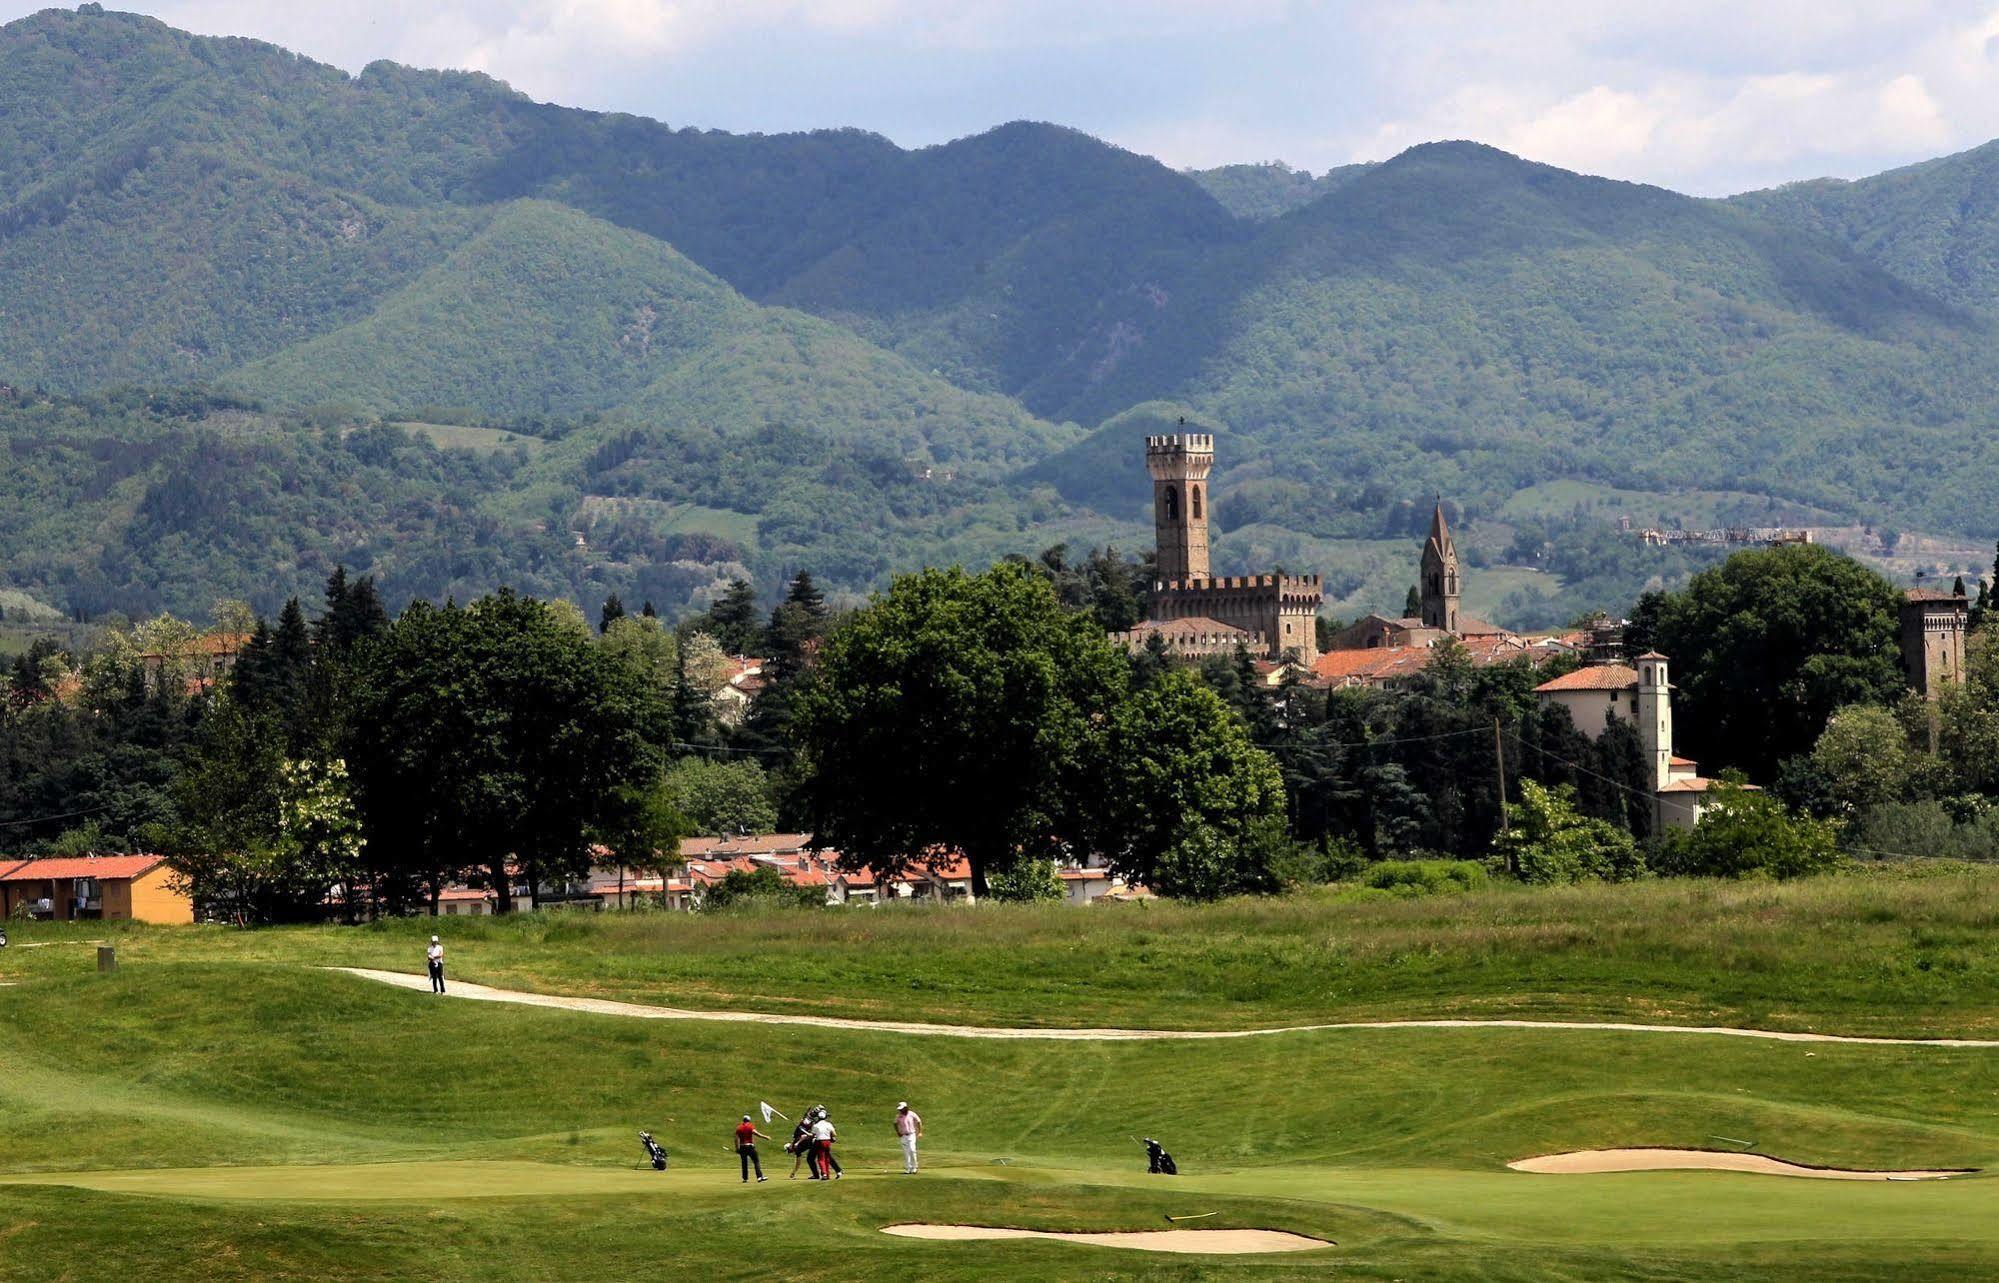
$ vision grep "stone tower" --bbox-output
[1146,429,1213,582]
[1419,498,1461,632]
[1899,588,1969,700]
[1636,651,1673,793]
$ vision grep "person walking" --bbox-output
[734,1115,769,1183]
[426,935,445,994]
[811,1111,841,1180]
[894,1102,923,1174]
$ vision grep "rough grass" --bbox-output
[19,870,1999,1035]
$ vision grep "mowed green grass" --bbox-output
[18,869,1999,1035]
[3,874,1999,1280]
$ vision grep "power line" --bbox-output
[0,801,120,830]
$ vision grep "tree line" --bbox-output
[2,539,1986,920]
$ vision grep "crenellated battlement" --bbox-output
[1145,433,1215,455]
[1152,573,1321,594]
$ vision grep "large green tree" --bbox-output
[347,591,660,912]
[1646,545,1903,779]
[1083,669,1289,900]
[795,562,1128,895]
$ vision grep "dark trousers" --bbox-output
[428,959,445,993]
[738,1144,763,1181]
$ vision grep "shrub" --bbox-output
[1492,779,1645,884]
[987,859,1064,903]
[698,867,822,911]
[1364,859,1488,897]
[1847,800,1999,863]
[1270,834,1368,888]
[1649,778,1842,879]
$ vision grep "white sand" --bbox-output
[1510,1148,1974,1180]
[337,968,1999,1047]
[880,1224,1330,1253]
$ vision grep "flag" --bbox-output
[760,1101,788,1123]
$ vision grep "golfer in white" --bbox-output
[426,935,445,993]
[895,1101,922,1173]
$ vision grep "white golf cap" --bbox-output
[742,1114,751,1121]
[431,935,439,943]
[897,1101,908,1109]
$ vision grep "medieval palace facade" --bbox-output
[1135,432,1324,663]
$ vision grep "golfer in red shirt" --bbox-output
[735,1116,770,1183]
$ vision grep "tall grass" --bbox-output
[14,868,1999,1035]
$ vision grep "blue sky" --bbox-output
[10,1,1999,194]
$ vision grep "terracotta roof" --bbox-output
[1904,588,1968,604]
[437,886,493,902]
[1313,648,1432,682]
[0,855,166,882]
[1658,778,1719,793]
[592,879,664,896]
[1057,867,1112,881]
[1126,616,1255,639]
[1455,617,1508,636]
[1535,664,1639,693]
[679,834,819,859]
[1669,756,1697,766]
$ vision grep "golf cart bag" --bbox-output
[1143,1137,1178,1176]
[639,1130,668,1171]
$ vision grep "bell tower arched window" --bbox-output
[1162,485,1180,521]
[1191,486,1203,520]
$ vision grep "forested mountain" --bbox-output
[3,5,1998,627]
[1731,141,1999,311]
[1187,161,1374,220]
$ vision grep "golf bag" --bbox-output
[1143,1137,1178,1176]
[639,1130,668,1171]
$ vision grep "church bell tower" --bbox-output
[1146,427,1213,582]
[1419,498,1461,632]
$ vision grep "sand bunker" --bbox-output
[880,1224,1330,1254]
[1509,1149,1974,1181]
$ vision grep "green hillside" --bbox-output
[5,6,1999,626]
[1187,160,1374,219]
[1081,143,1999,537]
[1731,140,1999,310]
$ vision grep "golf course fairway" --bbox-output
[3,881,1999,1280]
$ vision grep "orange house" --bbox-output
[0,855,194,924]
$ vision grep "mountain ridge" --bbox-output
[3,5,1999,628]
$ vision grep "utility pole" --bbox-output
[1494,718,1514,876]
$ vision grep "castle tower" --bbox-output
[1636,651,1673,793]
[1146,429,1213,582]
[1418,498,1461,632]
[1899,587,1969,700]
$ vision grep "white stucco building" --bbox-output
[1533,652,1724,832]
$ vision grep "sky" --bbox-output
[10,1,1999,194]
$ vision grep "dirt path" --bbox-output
[1510,1149,1975,1181]
[334,968,1999,1046]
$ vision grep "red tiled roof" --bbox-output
[1127,616,1255,639]
[1904,588,1966,603]
[679,834,819,859]
[1057,867,1112,881]
[0,855,165,882]
[1535,664,1639,693]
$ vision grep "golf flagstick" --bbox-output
[1164,1212,1218,1223]
[760,1101,789,1123]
